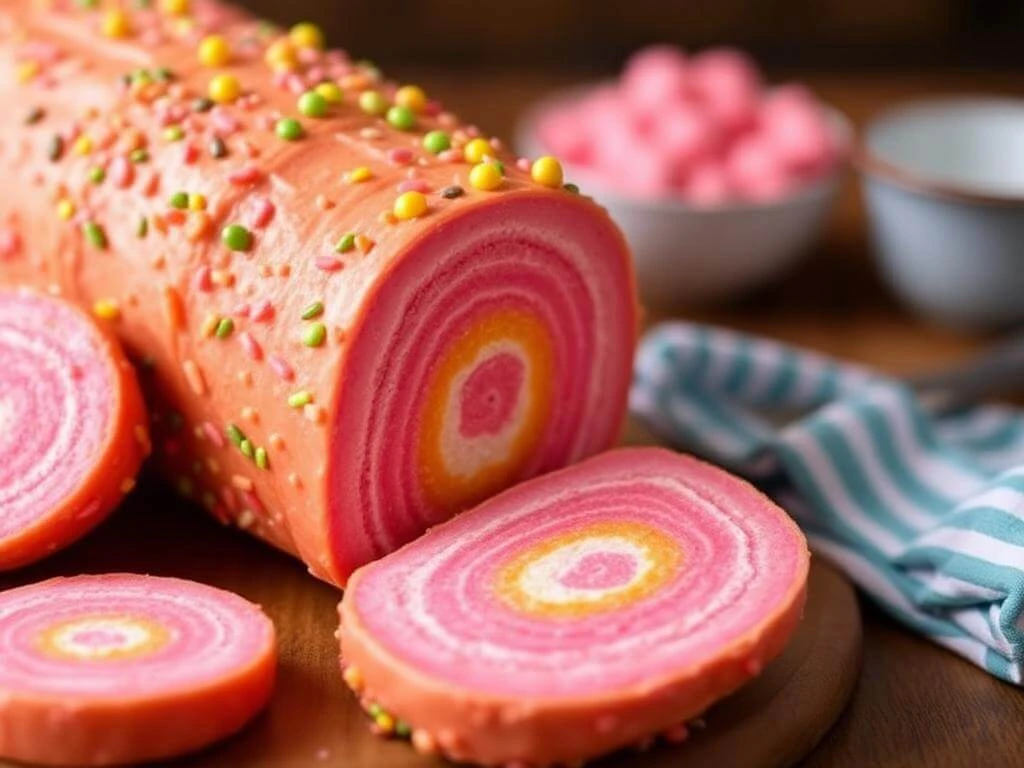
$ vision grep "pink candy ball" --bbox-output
[681,163,733,206]
[651,103,719,170]
[621,45,692,115]
[726,135,794,201]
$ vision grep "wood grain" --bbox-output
[0,481,860,768]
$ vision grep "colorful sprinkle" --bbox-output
[56,199,75,220]
[92,299,120,320]
[221,223,253,251]
[215,317,234,339]
[386,105,416,131]
[198,35,231,67]
[25,107,45,125]
[314,82,343,104]
[463,137,493,164]
[393,191,428,220]
[275,117,303,141]
[226,423,245,446]
[394,85,427,113]
[46,134,63,162]
[82,221,107,249]
[301,301,324,320]
[160,0,190,16]
[469,162,503,191]
[254,447,269,470]
[208,74,241,105]
[358,90,388,117]
[346,166,373,184]
[531,156,564,188]
[334,233,355,253]
[422,130,451,155]
[102,9,132,39]
[188,193,207,211]
[302,322,327,347]
[162,124,185,142]
[88,166,105,184]
[298,90,328,118]
[264,39,297,72]
[169,191,189,209]
[440,185,464,199]
[289,22,324,51]
[287,390,313,408]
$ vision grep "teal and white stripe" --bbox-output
[632,322,1024,685]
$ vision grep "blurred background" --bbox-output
[239,0,1024,369]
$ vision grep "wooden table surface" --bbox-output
[3,69,1023,767]
[408,68,1024,767]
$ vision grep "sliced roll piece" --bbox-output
[0,574,276,766]
[338,447,810,767]
[0,288,148,570]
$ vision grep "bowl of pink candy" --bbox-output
[518,46,850,306]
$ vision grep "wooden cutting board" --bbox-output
[0,479,861,768]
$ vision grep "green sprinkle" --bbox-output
[358,90,388,116]
[297,90,328,118]
[386,105,416,131]
[88,166,105,184]
[25,107,44,125]
[368,703,383,718]
[422,130,451,155]
[215,317,234,338]
[301,301,324,320]
[77,0,99,8]
[163,124,185,142]
[193,97,214,113]
[395,722,412,738]
[209,136,227,159]
[226,423,245,446]
[221,223,253,251]
[82,221,107,249]
[131,69,153,86]
[169,191,189,209]
[130,148,149,163]
[240,438,254,458]
[492,160,506,176]
[153,67,174,82]
[302,322,327,347]
[275,117,304,141]
[563,182,580,194]
[136,216,148,238]
[335,233,355,253]
[287,390,313,408]
[255,447,268,469]
[46,134,64,162]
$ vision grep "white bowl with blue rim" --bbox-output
[858,98,1024,330]
[516,85,851,308]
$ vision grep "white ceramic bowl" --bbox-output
[517,86,850,308]
[858,98,1024,330]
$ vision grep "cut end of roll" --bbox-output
[0,289,148,571]
[338,447,809,767]
[327,192,637,583]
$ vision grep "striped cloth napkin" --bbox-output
[631,322,1024,685]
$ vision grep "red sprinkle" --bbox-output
[241,490,265,514]
[202,421,225,448]
[191,266,213,292]
[245,196,275,228]
[109,155,134,188]
[250,299,274,322]
[387,148,414,166]
[233,303,251,318]
[239,331,263,360]
[182,142,200,165]
[315,255,343,272]
[228,165,263,186]
[268,354,294,381]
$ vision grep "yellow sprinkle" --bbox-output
[469,162,503,191]
[463,137,493,164]
[198,34,231,68]
[120,477,136,494]
[188,193,207,211]
[231,474,254,492]
[102,9,132,39]
[16,61,39,84]
[160,0,190,16]
[342,666,363,692]
[208,73,241,104]
[182,359,207,396]
[92,299,120,321]
[394,85,427,113]
[264,38,297,72]
[346,166,373,184]
[162,285,185,331]
[289,22,324,51]
[314,82,343,104]
[72,135,93,155]
[531,156,564,188]
[393,191,428,220]
[200,313,219,338]
[375,713,395,734]
[56,199,75,220]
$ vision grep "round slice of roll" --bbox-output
[338,447,810,767]
[0,574,277,766]
[0,288,148,571]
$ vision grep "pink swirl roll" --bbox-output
[338,447,810,766]
[0,574,276,766]
[0,288,148,570]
